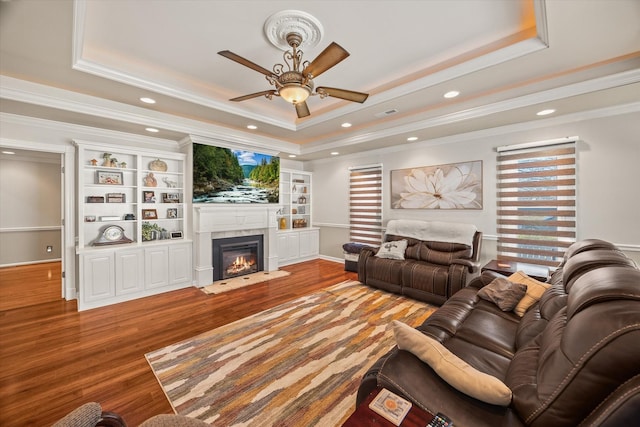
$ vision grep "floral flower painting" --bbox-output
[391,161,483,209]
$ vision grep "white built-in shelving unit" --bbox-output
[277,169,318,266]
[74,140,192,310]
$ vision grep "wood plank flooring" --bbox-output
[0,259,356,427]
[0,262,62,311]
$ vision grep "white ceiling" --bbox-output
[1,0,639,160]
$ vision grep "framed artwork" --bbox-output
[142,209,158,219]
[143,191,156,203]
[391,160,483,209]
[166,208,178,218]
[162,193,181,203]
[96,170,123,185]
[106,193,126,203]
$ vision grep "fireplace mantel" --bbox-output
[193,205,281,286]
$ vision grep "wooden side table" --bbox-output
[481,259,550,282]
[342,387,435,426]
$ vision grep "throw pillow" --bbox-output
[508,271,552,317]
[375,239,408,260]
[477,277,527,311]
[392,320,512,406]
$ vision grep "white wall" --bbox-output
[308,109,640,264]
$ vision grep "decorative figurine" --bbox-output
[90,159,98,166]
[144,172,157,187]
[120,161,127,168]
[162,177,178,188]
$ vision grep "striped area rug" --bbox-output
[146,280,435,426]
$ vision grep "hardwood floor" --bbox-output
[0,259,356,427]
[0,262,62,311]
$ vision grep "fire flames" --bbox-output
[226,255,255,276]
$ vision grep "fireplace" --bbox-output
[212,235,264,281]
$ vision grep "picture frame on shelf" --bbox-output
[106,193,126,203]
[162,193,181,203]
[86,196,105,203]
[96,170,123,185]
[170,231,183,239]
[142,209,158,219]
[143,191,156,203]
[167,208,178,218]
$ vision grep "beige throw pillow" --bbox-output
[375,239,408,260]
[392,320,512,406]
[477,277,527,311]
[508,271,551,317]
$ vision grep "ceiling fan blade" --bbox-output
[218,50,275,77]
[316,87,369,103]
[295,101,310,118]
[229,90,276,102]
[302,42,350,78]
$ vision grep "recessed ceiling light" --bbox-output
[288,154,297,158]
[407,136,418,142]
[247,124,257,130]
[537,109,556,116]
[139,97,156,104]
[444,91,460,99]
[341,122,352,128]
[145,127,159,133]
[331,152,339,155]
[2,150,15,155]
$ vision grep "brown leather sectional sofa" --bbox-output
[357,239,640,426]
[358,220,482,305]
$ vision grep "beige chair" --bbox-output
[52,402,208,427]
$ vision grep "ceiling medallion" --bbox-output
[264,10,324,51]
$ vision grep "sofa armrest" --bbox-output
[377,349,521,427]
[467,271,504,290]
[357,247,378,283]
[452,258,480,273]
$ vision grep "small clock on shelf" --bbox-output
[92,225,134,246]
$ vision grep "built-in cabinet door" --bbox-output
[145,246,169,289]
[82,252,115,302]
[277,233,288,262]
[299,229,319,258]
[277,232,302,264]
[115,249,144,295]
[169,243,192,285]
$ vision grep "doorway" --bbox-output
[0,147,65,309]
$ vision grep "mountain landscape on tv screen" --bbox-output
[193,144,279,204]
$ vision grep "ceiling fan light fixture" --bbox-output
[279,84,311,104]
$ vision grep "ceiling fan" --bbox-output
[218,32,369,118]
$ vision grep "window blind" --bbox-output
[497,141,576,267]
[349,164,383,246]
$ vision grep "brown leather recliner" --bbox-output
[357,239,640,426]
[358,220,482,305]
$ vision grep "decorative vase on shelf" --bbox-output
[279,217,287,229]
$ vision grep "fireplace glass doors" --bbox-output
[212,235,264,281]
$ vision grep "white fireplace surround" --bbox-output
[193,205,281,287]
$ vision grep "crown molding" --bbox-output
[296,32,548,131]
[307,101,640,165]
[71,0,549,132]
[0,76,299,154]
[301,68,640,155]
[0,111,178,150]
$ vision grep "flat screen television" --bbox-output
[192,143,279,204]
